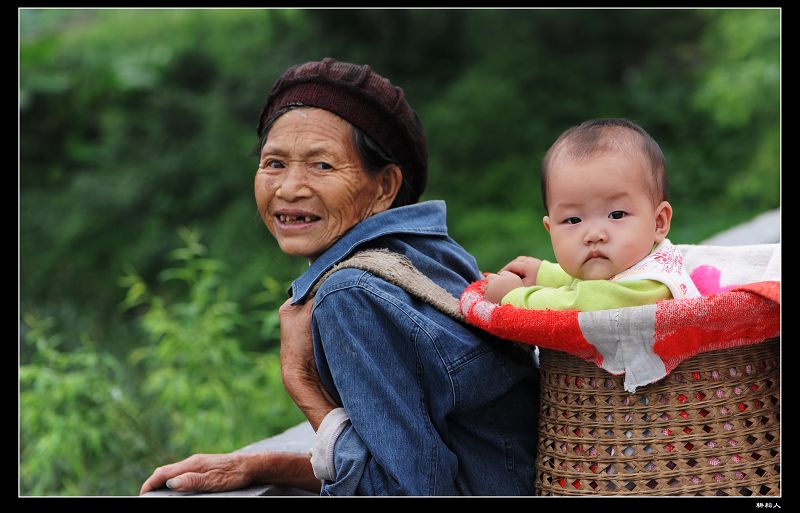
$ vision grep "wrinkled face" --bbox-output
[254,108,387,261]
[543,151,671,280]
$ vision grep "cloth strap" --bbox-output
[309,249,464,321]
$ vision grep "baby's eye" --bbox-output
[609,211,627,220]
[564,217,582,225]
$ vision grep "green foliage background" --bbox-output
[19,9,779,495]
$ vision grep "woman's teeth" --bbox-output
[278,214,318,224]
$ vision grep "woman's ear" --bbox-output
[373,164,403,212]
[654,200,672,243]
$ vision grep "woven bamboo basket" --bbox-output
[535,338,780,496]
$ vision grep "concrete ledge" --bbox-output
[702,209,780,245]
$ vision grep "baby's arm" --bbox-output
[502,279,671,311]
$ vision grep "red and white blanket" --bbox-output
[460,244,780,392]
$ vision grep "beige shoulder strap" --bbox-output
[309,249,464,321]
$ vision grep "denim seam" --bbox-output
[411,323,437,495]
[486,402,523,495]
[447,346,492,373]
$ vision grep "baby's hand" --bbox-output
[484,271,524,304]
[499,256,542,286]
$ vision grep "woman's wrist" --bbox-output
[283,369,338,430]
[245,451,321,493]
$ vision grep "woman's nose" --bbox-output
[275,165,312,200]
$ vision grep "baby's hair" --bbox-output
[540,118,669,212]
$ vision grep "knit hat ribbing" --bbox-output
[258,58,428,202]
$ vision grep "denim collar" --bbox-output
[290,200,449,304]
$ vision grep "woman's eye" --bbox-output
[564,217,581,225]
[609,211,627,219]
[262,159,284,169]
[315,162,333,170]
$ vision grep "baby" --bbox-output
[484,118,700,310]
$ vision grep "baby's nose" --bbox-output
[584,227,608,244]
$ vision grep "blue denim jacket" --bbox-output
[291,201,539,495]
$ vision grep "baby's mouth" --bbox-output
[586,250,607,262]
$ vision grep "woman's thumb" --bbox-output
[166,472,204,492]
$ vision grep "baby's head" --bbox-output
[540,119,672,280]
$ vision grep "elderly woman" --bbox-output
[140,58,538,496]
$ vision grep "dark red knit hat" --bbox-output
[258,58,428,202]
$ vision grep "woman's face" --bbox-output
[255,108,392,261]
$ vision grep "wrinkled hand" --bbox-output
[484,271,524,304]
[500,256,542,286]
[139,453,254,495]
[139,451,320,495]
[279,298,337,430]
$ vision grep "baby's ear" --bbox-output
[543,216,551,233]
[654,201,672,242]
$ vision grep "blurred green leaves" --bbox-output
[20,8,780,318]
[21,231,303,495]
[693,9,780,211]
[21,314,149,495]
[694,10,779,128]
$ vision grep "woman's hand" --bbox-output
[139,451,320,495]
[279,298,338,430]
[139,453,257,495]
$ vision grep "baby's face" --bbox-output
[543,151,671,280]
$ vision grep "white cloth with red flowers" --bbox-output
[611,239,700,299]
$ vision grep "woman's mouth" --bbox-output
[277,214,321,225]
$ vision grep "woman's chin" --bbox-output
[276,240,324,261]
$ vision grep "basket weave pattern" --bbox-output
[535,338,780,496]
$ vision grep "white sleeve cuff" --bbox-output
[309,407,350,482]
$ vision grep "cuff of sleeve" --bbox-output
[537,260,558,284]
[309,407,350,482]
